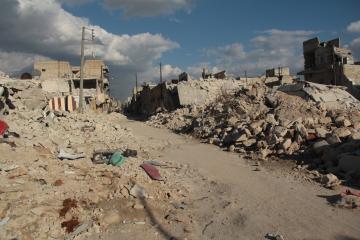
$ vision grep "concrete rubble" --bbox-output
[125,69,298,116]
[0,75,191,239]
[148,79,360,186]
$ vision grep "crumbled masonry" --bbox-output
[148,81,360,181]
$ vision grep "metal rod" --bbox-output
[160,62,162,84]
[135,72,138,95]
[79,26,85,113]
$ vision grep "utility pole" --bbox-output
[135,72,138,101]
[160,62,163,84]
[79,26,85,113]
[245,70,248,86]
[159,62,163,102]
[79,26,95,113]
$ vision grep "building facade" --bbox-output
[298,37,360,99]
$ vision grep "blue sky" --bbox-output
[63,0,360,70]
[0,0,360,99]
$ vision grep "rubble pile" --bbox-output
[0,78,189,239]
[149,82,360,180]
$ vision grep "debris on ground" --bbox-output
[58,149,86,160]
[140,163,163,181]
[0,76,189,239]
[332,188,360,209]
[147,80,360,185]
[265,232,285,240]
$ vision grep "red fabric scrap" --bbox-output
[140,163,162,181]
[0,120,9,136]
[341,188,360,197]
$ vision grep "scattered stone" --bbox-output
[326,134,341,145]
[315,127,328,138]
[350,132,360,140]
[132,203,144,210]
[320,173,341,188]
[334,128,352,138]
[53,179,64,186]
[7,166,27,178]
[274,126,288,137]
[312,140,329,155]
[281,138,292,150]
[103,211,121,225]
[265,232,285,240]
[295,123,308,138]
[60,218,79,234]
[129,184,147,198]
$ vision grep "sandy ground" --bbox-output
[90,118,360,240]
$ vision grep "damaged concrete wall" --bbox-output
[340,64,360,99]
[34,61,72,80]
[266,67,290,77]
[127,83,179,116]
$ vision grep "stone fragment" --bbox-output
[228,145,235,152]
[288,142,300,154]
[265,233,285,240]
[333,128,351,138]
[312,140,329,155]
[294,133,303,144]
[265,94,278,108]
[7,166,27,178]
[326,134,341,145]
[281,138,292,150]
[320,173,341,188]
[335,116,351,127]
[274,126,288,137]
[249,120,264,135]
[129,185,147,198]
[259,148,272,158]
[265,114,277,125]
[315,127,328,138]
[103,211,121,225]
[319,117,332,125]
[280,118,291,128]
[267,134,279,145]
[350,132,360,141]
[223,131,240,144]
[243,128,252,137]
[236,134,248,142]
[295,123,308,138]
[353,122,360,129]
[243,138,256,147]
[132,203,144,210]
[336,195,360,209]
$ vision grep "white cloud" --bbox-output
[0,51,50,73]
[349,37,360,60]
[102,0,193,17]
[347,20,360,33]
[141,64,182,83]
[199,29,315,77]
[205,43,246,62]
[59,0,193,17]
[59,0,93,6]
[103,0,193,17]
[347,20,360,59]
[0,0,180,99]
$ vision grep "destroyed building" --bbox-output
[266,67,290,78]
[126,67,298,117]
[298,37,360,99]
[32,59,117,112]
[34,60,109,95]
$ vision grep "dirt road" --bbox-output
[100,118,360,240]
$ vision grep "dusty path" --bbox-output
[117,119,360,240]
